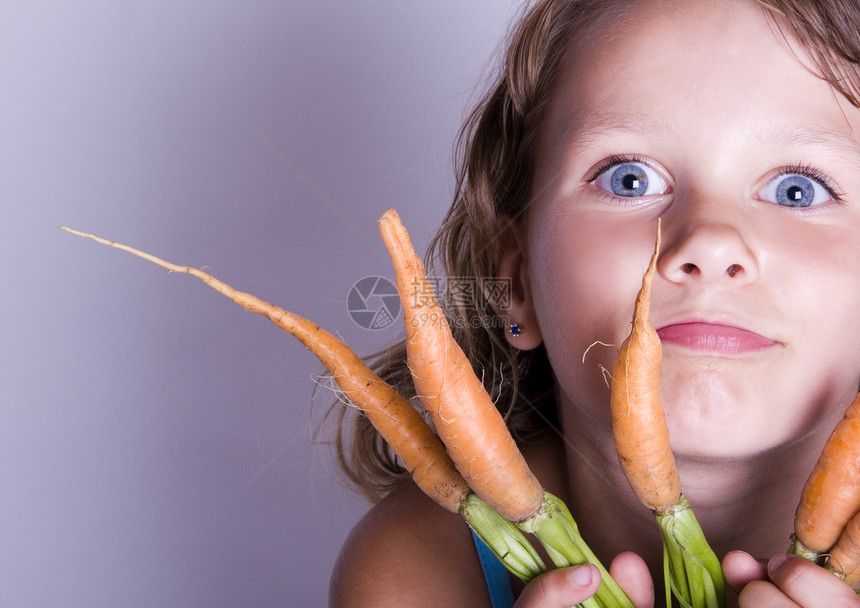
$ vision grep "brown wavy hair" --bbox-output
[329,0,860,504]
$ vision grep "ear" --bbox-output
[496,214,543,350]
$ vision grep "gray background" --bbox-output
[2,1,517,606]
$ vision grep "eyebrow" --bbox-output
[560,111,670,157]
[559,108,860,160]
[763,123,860,158]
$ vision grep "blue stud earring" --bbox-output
[508,323,523,337]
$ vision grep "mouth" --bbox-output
[655,322,777,355]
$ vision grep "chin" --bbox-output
[669,416,784,461]
[671,439,755,463]
[661,373,780,457]
[668,420,786,462]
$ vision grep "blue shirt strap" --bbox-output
[471,531,515,608]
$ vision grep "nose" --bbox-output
[657,220,759,286]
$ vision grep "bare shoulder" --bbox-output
[329,483,494,608]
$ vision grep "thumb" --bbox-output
[514,564,600,608]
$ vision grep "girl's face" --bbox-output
[523,0,860,459]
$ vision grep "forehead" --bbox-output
[543,0,860,153]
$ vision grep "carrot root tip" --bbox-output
[598,364,614,389]
[582,340,615,364]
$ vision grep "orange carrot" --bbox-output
[58,226,471,513]
[610,222,682,513]
[826,507,860,584]
[377,209,545,523]
[377,210,639,603]
[793,392,860,555]
[609,223,725,608]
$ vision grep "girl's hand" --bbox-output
[723,550,860,607]
[514,553,654,608]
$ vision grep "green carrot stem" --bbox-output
[787,536,823,564]
[655,495,726,608]
[460,493,546,583]
[518,492,636,608]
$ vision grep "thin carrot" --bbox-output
[58,225,471,513]
[609,222,725,608]
[826,507,860,585]
[609,221,682,513]
[377,209,545,523]
[792,392,860,556]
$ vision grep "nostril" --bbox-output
[680,263,698,275]
[726,264,742,278]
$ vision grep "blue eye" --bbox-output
[593,161,669,198]
[757,172,833,208]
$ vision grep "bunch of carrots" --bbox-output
[61,209,860,607]
[60,213,632,608]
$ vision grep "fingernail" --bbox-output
[768,553,789,572]
[572,564,595,586]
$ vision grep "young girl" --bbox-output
[329,0,860,606]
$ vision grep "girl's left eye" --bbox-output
[756,172,833,208]
[592,160,669,198]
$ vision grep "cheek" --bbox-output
[526,214,650,422]
[796,278,860,394]
[770,226,860,381]
[778,256,860,448]
[528,209,644,335]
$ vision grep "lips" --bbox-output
[655,322,776,355]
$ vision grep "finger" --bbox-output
[722,550,768,594]
[513,564,600,608]
[737,579,802,607]
[609,552,655,608]
[767,554,860,608]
